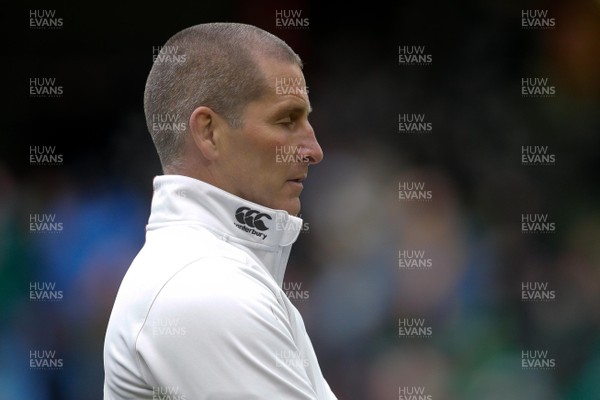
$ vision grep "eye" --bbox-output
[277,116,296,128]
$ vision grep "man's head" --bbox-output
[144,22,323,215]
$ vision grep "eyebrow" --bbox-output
[274,99,312,115]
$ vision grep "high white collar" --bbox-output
[146,175,303,285]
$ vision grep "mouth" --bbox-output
[287,175,307,184]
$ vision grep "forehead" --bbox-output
[255,57,311,111]
[258,56,304,79]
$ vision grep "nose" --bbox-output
[301,121,324,165]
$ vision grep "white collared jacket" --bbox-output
[103,175,336,400]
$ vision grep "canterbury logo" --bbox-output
[234,207,272,239]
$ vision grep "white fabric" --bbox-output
[103,175,336,399]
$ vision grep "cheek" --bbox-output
[235,123,292,183]
[245,127,287,167]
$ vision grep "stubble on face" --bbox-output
[217,58,317,215]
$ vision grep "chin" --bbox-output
[279,198,301,216]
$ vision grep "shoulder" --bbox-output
[144,256,288,333]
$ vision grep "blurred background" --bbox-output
[2,0,600,399]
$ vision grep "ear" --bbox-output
[189,106,223,161]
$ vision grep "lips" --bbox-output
[287,174,307,183]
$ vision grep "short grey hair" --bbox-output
[144,22,302,171]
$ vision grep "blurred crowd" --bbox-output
[2,1,599,399]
